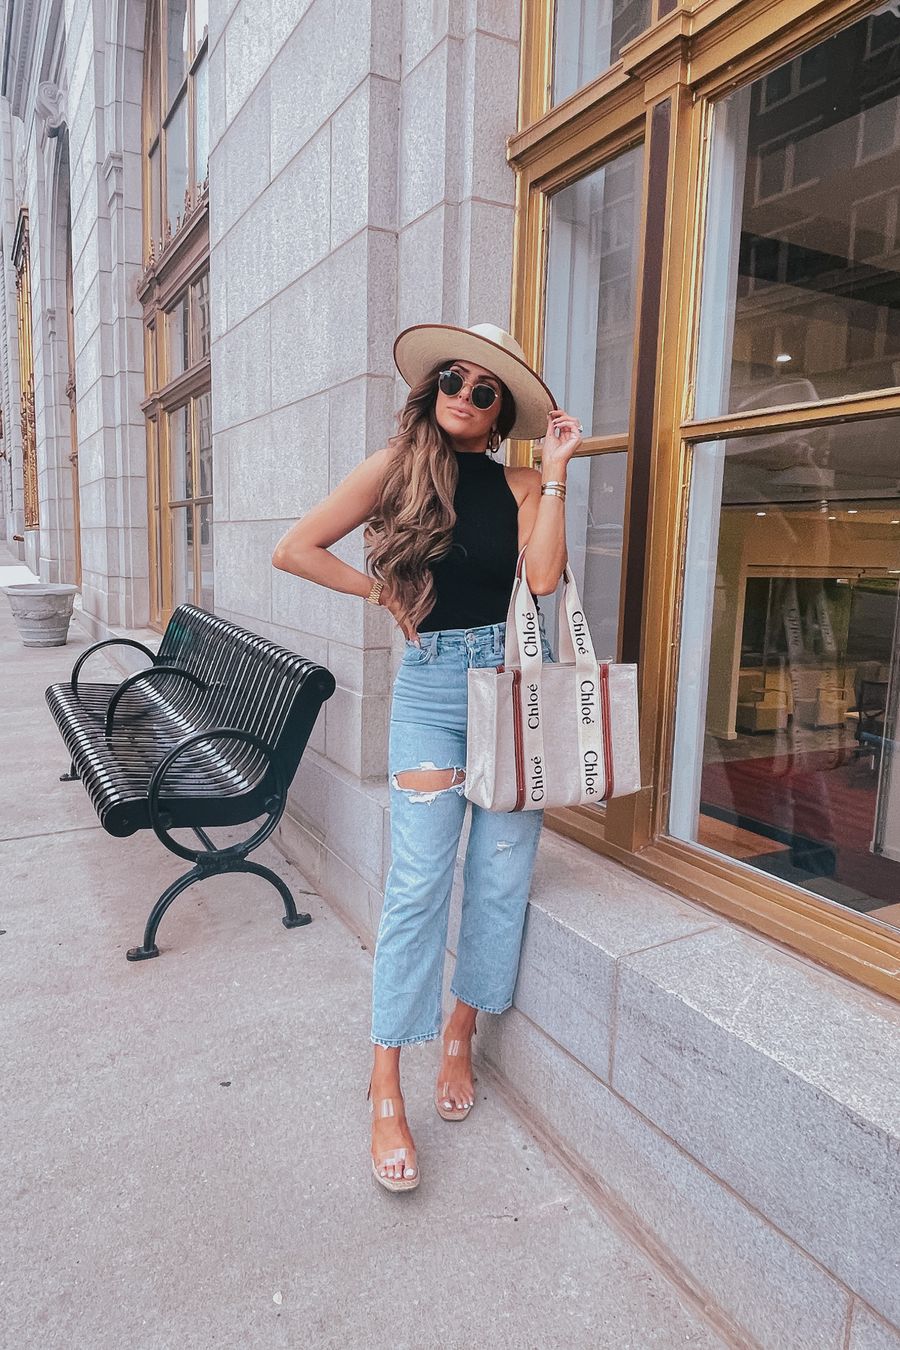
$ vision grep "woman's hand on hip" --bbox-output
[381,587,420,644]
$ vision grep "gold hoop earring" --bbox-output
[488,428,501,454]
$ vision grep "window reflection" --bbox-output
[167,0,189,101]
[166,95,188,231]
[193,0,208,53]
[196,390,212,498]
[171,506,193,607]
[198,502,214,610]
[543,147,644,436]
[192,272,210,359]
[553,0,650,104]
[167,292,189,379]
[168,404,191,501]
[671,417,900,930]
[695,10,900,416]
[543,453,626,663]
[194,53,209,185]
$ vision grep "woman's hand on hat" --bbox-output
[540,409,583,472]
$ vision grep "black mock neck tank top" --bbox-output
[419,449,521,633]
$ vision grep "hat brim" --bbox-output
[393,324,557,441]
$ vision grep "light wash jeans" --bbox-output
[371,617,555,1047]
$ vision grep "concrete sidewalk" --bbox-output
[0,572,728,1349]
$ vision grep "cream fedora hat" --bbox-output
[393,322,557,440]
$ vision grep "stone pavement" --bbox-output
[0,563,729,1349]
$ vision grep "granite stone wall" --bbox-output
[208,0,523,898]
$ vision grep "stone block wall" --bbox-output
[209,0,523,863]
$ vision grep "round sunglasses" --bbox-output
[438,368,499,410]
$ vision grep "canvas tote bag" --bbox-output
[465,550,640,812]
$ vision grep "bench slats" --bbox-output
[46,605,335,838]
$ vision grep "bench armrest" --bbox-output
[147,728,283,861]
[71,638,157,698]
[104,666,207,739]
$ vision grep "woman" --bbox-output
[273,323,582,1192]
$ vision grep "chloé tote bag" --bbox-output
[465,551,640,812]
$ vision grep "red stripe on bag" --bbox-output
[510,669,526,811]
[599,662,614,800]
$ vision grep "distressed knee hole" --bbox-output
[391,762,466,803]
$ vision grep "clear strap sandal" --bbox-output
[435,1018,477,1122]
[367,1083,419,1193]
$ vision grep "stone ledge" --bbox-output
[479,1006,852,1350]
[489,829,900,1344]
[613,923,900,1329]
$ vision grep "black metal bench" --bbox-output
[46,605,335,961]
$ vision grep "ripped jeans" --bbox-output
[371,617,555,1047]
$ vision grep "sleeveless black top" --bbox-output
[419,449,521,632]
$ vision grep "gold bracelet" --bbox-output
[366,579,385,606]
[542,480,567,490]
[541,485,566,500]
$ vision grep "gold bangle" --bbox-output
[541,485,566,500]
[542,480,567,490]
[366,579,385,606]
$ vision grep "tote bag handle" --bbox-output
[504,551,609,804]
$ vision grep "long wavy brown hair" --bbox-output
[365,361,517,632]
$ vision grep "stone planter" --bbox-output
[4,584,78,647]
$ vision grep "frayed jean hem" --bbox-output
[450,988,512,1016]
[370,1029,440,1048]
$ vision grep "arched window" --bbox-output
[141,0,211,627]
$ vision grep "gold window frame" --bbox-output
[141,1,212,630]
[513,0,900,999]
[13,209,38,531]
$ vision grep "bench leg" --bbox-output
[59,760,79,782]
[126,866,204,961]
[231,859,312,930]
[126,857,311,961]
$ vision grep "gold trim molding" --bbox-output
[13,209,38,531]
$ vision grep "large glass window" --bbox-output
[694,12,900,419]
[166,392,213,609]
[142,0,212,626]
[673,10,900,934]
[672,421,900,930]
[553,0,651,104]
[145,0,209,257]
[12,210,38,530]
[541,146,644,660]
[146,277,213,616]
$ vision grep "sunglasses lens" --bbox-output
[439,371,463,396]
[472,384,497,409]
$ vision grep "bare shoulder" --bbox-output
[503,464,541,507]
